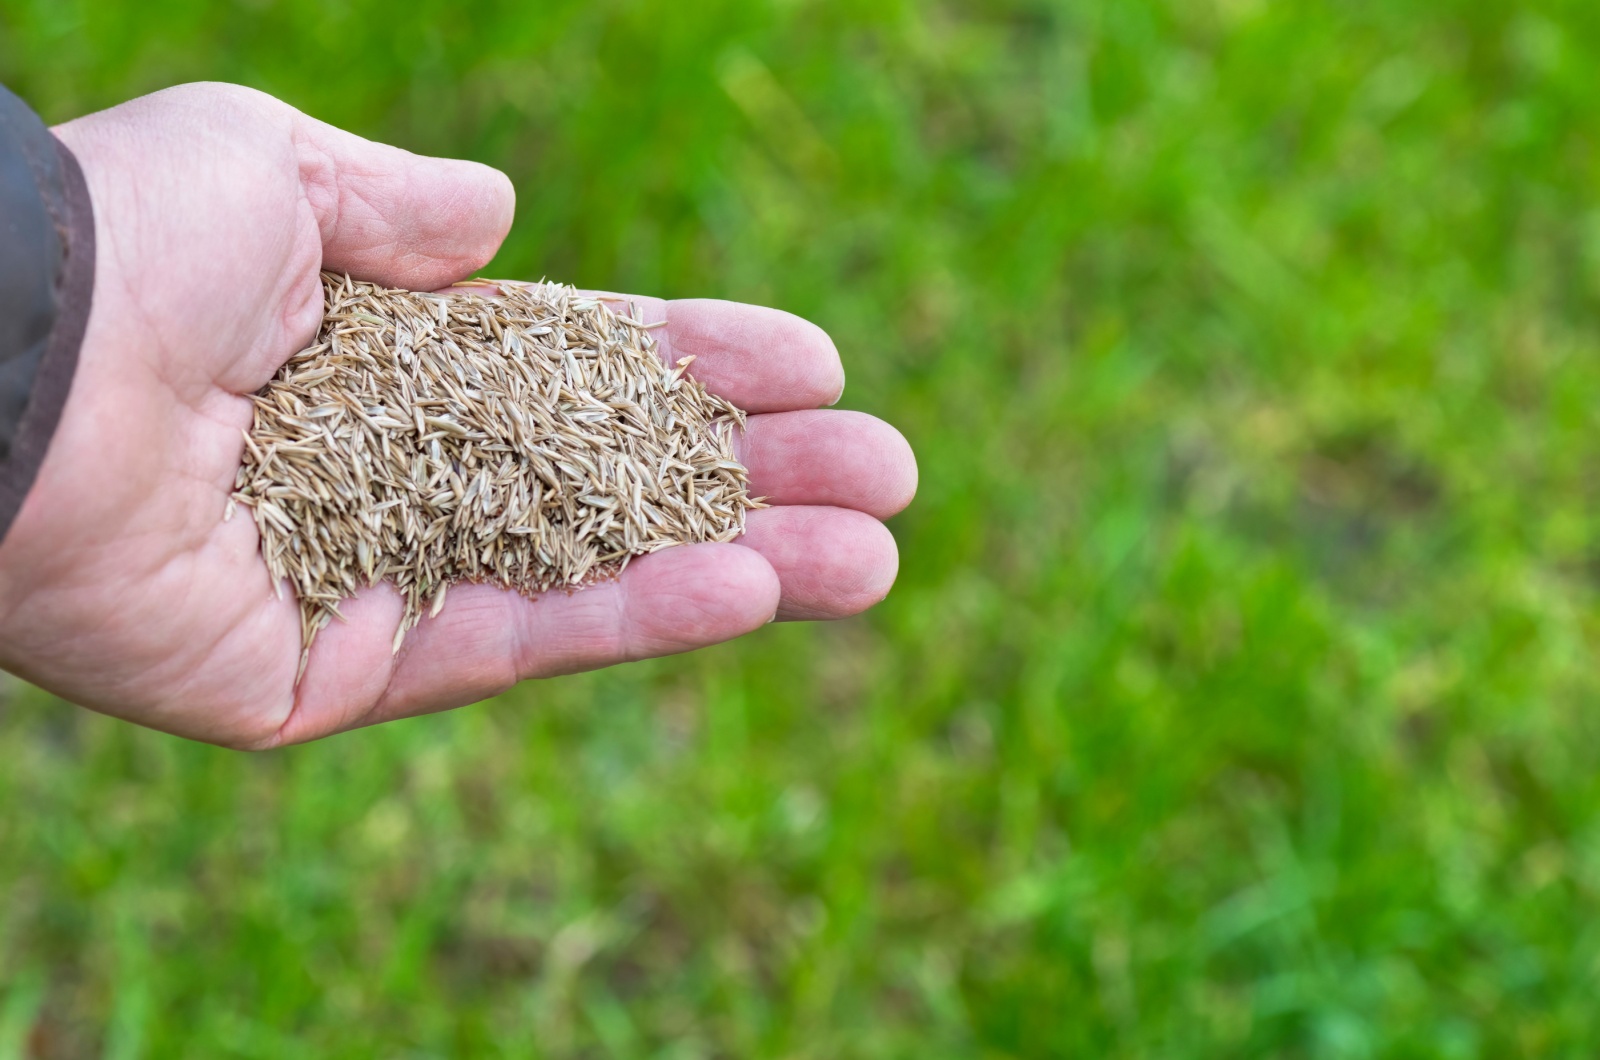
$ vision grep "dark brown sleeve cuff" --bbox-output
[0,84,94,544]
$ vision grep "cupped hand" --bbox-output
[0,83,915,748]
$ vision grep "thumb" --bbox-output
[292,113,515,291]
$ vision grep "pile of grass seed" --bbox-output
[231,272,760,671]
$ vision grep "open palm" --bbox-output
[0,83,915,748]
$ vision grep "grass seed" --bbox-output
[232,272,762,675]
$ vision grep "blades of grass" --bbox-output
[0,972,44,1060]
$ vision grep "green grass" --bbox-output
[6,0,1600,1054]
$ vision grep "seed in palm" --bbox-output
[231,273,763,678]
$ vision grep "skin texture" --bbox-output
[0,83,916,749]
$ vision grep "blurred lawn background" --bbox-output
[5,0,1600,1054]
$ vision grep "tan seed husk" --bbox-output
[232,272,763,677]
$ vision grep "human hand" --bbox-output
[0,83,915,748]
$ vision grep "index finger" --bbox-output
[464,283,845,413]
[647,297,845,413]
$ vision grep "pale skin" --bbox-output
[0,83,916,749]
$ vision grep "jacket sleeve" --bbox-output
[0,83,94,544]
